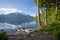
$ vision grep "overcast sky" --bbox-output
[0,0,37,17]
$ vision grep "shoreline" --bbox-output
[7,29,53,40]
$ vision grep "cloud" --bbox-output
[0,8,37,17]
[29,13,37,17]
[0,8,23,14]
[0,23,22,29]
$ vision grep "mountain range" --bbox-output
[0,12,34,25]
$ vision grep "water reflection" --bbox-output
[0,21,38,33]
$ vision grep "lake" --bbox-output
[0,21,38,34]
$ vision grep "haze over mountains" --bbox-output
[0,12,34,25]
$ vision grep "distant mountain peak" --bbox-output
[0,12,34,25]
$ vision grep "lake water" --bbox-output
[0,21,38,34]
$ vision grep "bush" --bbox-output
[0,30,8,40]
[53,30,60,40]
[36,22,60,40]
[48,22,60,40]
[37,22,60,32]
[48,22,60,31]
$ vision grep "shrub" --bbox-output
[48,22,60,31]
[0,30,8,40]
[53,30,60,40]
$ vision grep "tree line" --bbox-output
[34,0,60,27]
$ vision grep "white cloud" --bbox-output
[29,13,37,17]
[0,8,23,14]
[0,8,37,17]
[0,23,22,29]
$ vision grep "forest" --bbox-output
[34,0,60,40]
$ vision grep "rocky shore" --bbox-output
[7,29,53,40]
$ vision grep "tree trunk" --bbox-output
[38,7,41,27]
[44,8,47,25]
[44,0,47,25]
[55,0,58,21]
[37,0,41,27]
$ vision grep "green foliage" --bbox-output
[0,30,8,40]
[37,22,60,40]
[34,0,60,40]
[39,22,60,31]
[49,22,60,40]
[34,0,44,7]
[34,7,56,25]
[34,16,38,22]
[53,30,60,40]
[48,22,60,31]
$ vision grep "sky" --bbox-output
[0,0,37,17]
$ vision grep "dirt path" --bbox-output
[8,31,53,40]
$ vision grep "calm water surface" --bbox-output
[0,21,38,34]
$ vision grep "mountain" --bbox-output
[0,12,34,25]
